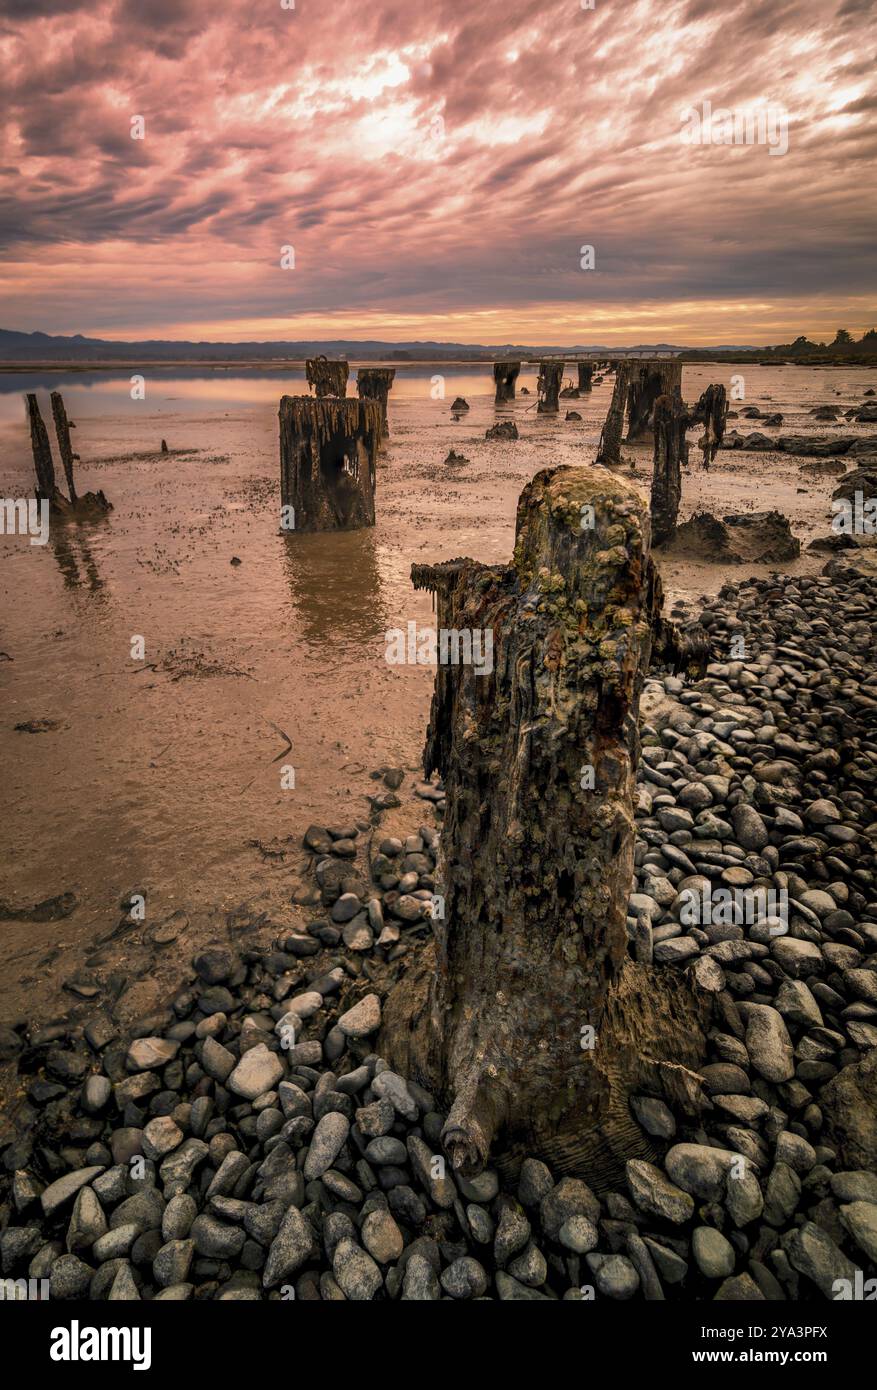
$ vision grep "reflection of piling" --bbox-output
[493,361,521,403]
[536,360,563,412]
[279,395,381,532]
[356,367,396,438]
[306,356,349,398]
[50,391,78,504]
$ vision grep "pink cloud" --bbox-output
[0,0,873,343]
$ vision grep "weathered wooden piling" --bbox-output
[536,360,563,412]
[380,463,712,1180]
[596,362,632,464]
[27,394,58,503]
[689,383,728,469]
[356,367,396,438]
[26,392,111,517]
[279,395,381,532]
[597,360,685,463]
[305,356,349,399]
[50,390,78,504]
[493,361,521,403]
[577,361,594,392]
[626,361,684,440]
[650,393,689,545]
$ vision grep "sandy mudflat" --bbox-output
[0,361,874,1023]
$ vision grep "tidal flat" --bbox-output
[0,361,874,1023]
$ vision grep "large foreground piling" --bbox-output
[380,463,711,1180]
[279,395,381,532]
[536,360,563,412]
[493,361,521,403]
[305,356,349,398]
[356,367,396,438]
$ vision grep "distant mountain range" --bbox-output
[0,328,763,364]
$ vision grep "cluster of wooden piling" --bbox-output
[284,353,725,559]
[597,360,685,465]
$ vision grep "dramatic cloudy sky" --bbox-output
[0,0,874,344]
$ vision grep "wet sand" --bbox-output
[0,361,874,1023]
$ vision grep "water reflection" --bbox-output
[281,527,389,654]
[49,519,109,597]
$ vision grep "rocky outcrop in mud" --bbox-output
[670,511,800,564]
[722,432,877,458]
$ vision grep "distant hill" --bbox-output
[0,328,762,365]
[3,327,873,366]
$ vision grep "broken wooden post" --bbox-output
[279,395,381,532]
[626,361,683,440]
[305,356,349,398]
[26,394,59,504]
[689,383,728,469]
[577,362,594,392]
[25,391,110,517]
[536,360,563,412]
[650,393,689,545]
[493,361,521,403]
[380,463,711,1180]
[596,362,632,464]
[50,391,78,504]
[356,367,396,438]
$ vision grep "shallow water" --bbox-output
[0,362,874,1014]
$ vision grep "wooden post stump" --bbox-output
[596,362,632,464]
[50,391,79,504]
[26,392,111,517]
[493,361,521,403]
[536,360,563,412]
[625,361,683,440]
[356,367,396,438]
[577,362,594,392]
[650,393,689,545]
[380,463,712,1182]
[279,395,381,532]
[305,356,349,398]
[26,394,59,504]
[689,384,728,468]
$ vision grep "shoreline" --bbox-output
[4,358,877,374]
